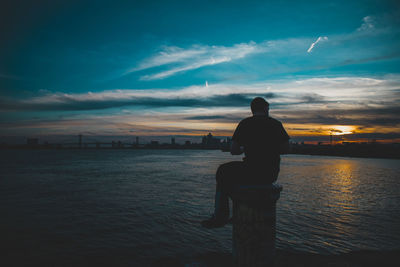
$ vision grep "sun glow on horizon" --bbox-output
[330,125,356,135]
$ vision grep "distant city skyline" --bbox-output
[1,0,399,143]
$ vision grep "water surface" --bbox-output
[1,150,399,265]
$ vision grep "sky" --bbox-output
[1,0,400,144]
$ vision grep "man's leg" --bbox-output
[214,161,242,220]
[229,161,282,207]
[201,161,244,228]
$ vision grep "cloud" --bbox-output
[1,75,399,115]
[120,14,397,81]
[274,106,400,127]
[300,93,325,103]
[344,132,400,140]
[125,41,266,80]
[0,79,280,112]
[139,56,231,80]
[307,36,328,53]
[0,89,276,111]
[357,16,375,32]
[1,76,399,139]
[184,115,242,122]
[341,52,400,65]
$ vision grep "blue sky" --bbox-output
[1,0,400,143]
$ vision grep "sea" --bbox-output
[1,149,399,266]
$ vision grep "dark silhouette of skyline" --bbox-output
[0,133,399,159]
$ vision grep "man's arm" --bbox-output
[230,140,243,155]
[277,121,290,154]
[231,120,244,155]
[279,140,290,154]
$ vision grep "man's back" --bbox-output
[233,115,289,163]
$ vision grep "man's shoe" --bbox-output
[201,214,228,229]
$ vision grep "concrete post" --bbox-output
[232,184,282,267]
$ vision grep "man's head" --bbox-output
[251,97,269,115]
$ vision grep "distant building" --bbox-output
[226,137,232,147]
[220,137,232,151]
[111,141,123,148]
[202,133,220,148]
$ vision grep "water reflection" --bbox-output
[323,160,359,206]
[278,155,400,254]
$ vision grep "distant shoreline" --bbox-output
[1,145,399,160]
[288,151,400,160]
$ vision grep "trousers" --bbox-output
[213,160,280,220]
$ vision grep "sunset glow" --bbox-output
[329,126,356,136]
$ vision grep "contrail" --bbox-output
[307,36,328,53]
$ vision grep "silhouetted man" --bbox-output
[201,97,289,228]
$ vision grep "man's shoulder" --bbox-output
[268,117,283,125]
[241,116,282,124]
[239,116,254,124]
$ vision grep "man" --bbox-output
[201,97,290,229]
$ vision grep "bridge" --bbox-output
[45,134,140,149]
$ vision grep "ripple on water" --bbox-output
[0,150,399,264]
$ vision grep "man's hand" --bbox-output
[230,140,243,155]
